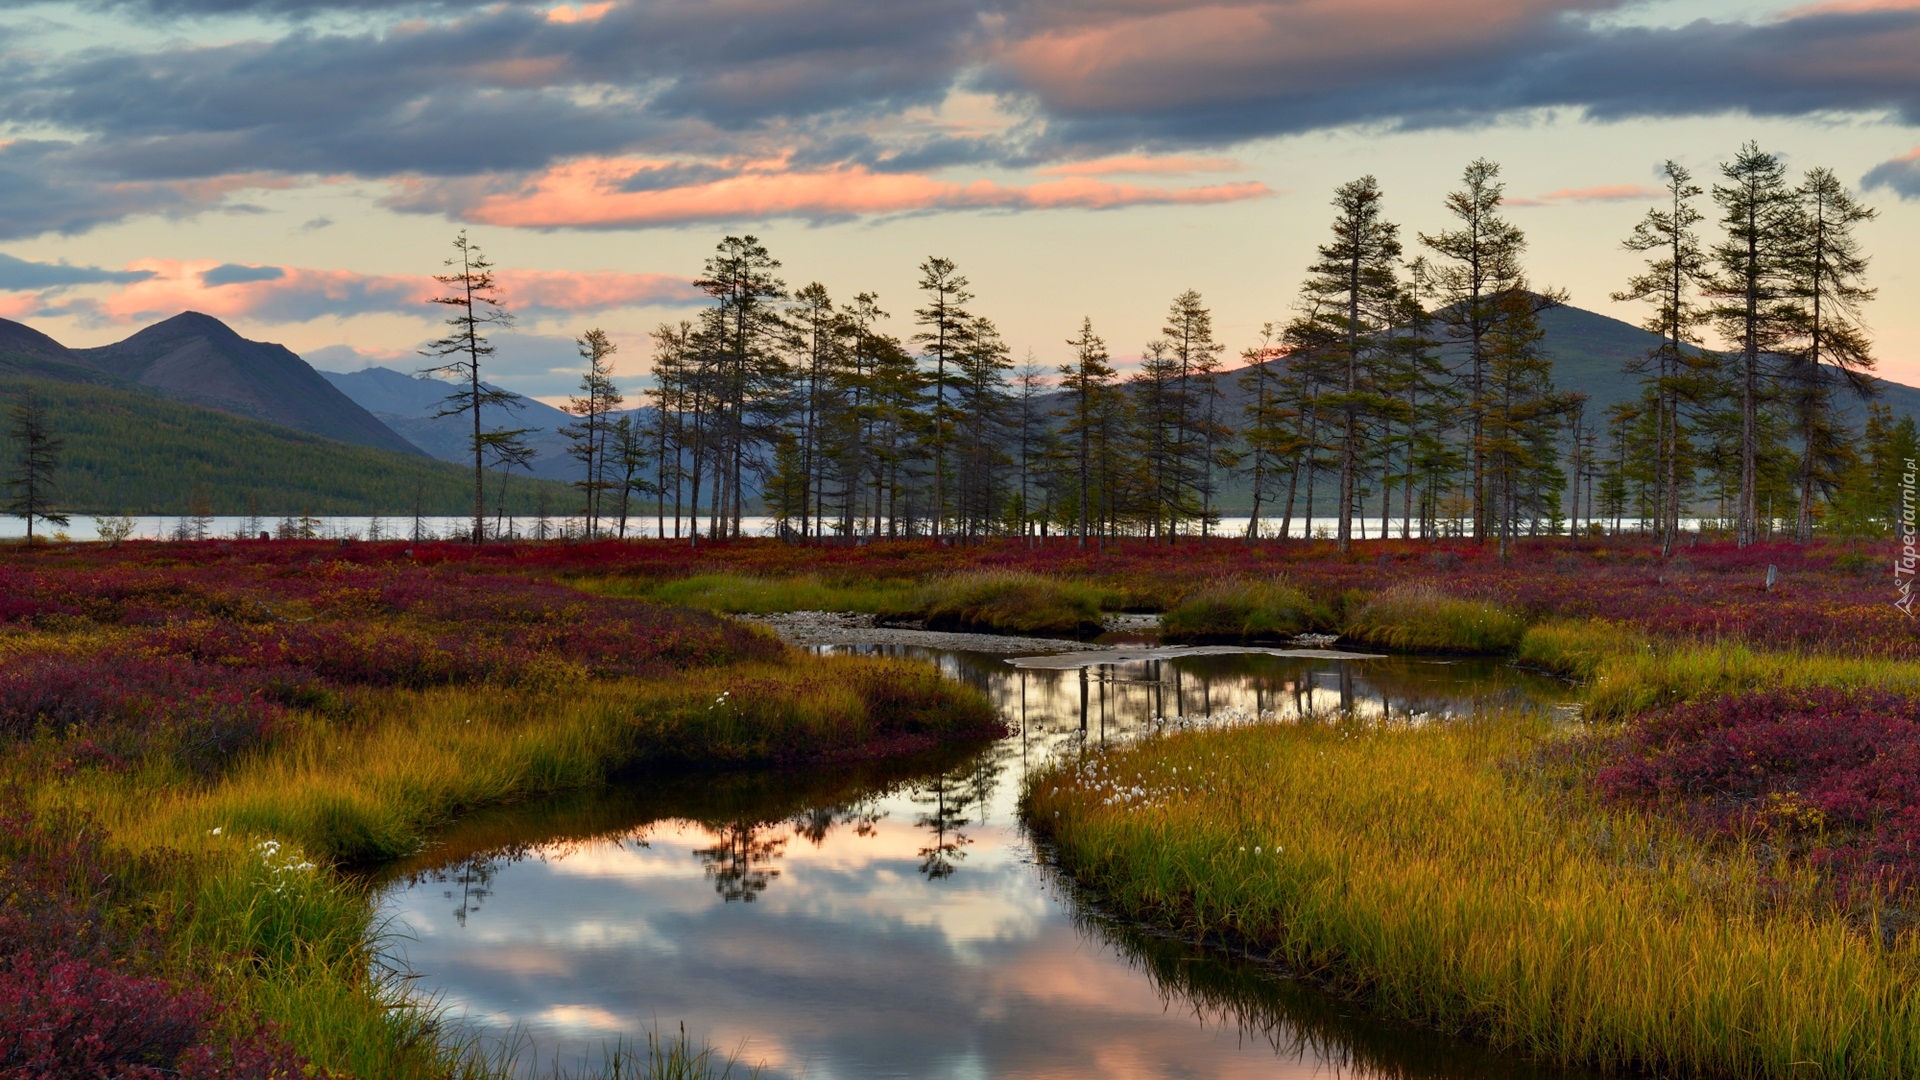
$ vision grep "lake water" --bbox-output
[375,646,1594,1079]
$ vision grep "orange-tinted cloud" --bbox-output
[1784,0,1920,14]
[996,0,1587,113]
[545,1,615,23]
[456,159,1273,229]
[90,259,696,323]
[1503,183,1664,207]
[0,293,40,320]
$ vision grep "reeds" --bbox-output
[1159,577,1324,642]
[1341,584,1526,653]
[1027,713,1920,1080]
[908,569,1112,637]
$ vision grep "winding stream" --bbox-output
[376,645,1594,1079]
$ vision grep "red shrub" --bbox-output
[1598,687,1920,898]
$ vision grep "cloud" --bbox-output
[984,1,1920,149]
[1037,155,1241,177]
[201,263,288,286]
[1863,146,1920,198]
[0,141,298,240]
[75,259,699,323]
[1503,183,1665,207]
[6,0,1920,239]
[0,252,155,289]
[425,158,1273,229]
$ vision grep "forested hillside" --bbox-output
[3,376,571,515]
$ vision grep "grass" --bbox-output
[578,572,918,615]
[1159,578,1325,642]
[26,653,997,1078]
[578,568,1123,639]
[1341,584,1527,653]
[908,569,1115,637]
[1025,712,1920,1080]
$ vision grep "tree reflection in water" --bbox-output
[912,753,1005,880]
[437,853,497,927]
[694,822,789,902]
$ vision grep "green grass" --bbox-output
[1159,577,1325,642]
[583,569,1121,639]
[579,572,919,615]
[1026,713,1920,1080]
[42,652,996,1079]
[1342,584,1527,653]
[909,569,1116,637]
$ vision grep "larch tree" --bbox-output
[1785,166,1878,541]
[1162,290,1227,538]
[1709,142,1802,547]
[1058,318,1115,548]
[913,257,973,540]
[1613,160,1714,556]
[1419,160,1529,543]
[5,396,66,543]
[1299,177,1404,552]
[421,231,518,544]
[561,327,623,537]
[692,236,787,539]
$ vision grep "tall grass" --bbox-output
[580,572,917,615]
[40,653,995,1079]
[1159,578,1324,642]
[908,569,1114,637]
[1027,714,1920,1080]
[1342,584,1526,653]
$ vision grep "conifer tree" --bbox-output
[913,258,973,539]
[1614,161,1714,556]
[1785,166,1878,541]
[1419,160,1531,542]
[5,396,66,543]
[1300,177,1404,552]
[421,231,518,544]
[1058,318,1115,548]
[562,328,623,537]
[1709,143,1802,546]
[693,236,787,539]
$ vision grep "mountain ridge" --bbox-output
[71,312,423,456]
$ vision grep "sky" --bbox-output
[1,0,1917,404]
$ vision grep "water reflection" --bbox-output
[376,648,1582,1079]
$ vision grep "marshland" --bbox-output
[1,534,1914,1079]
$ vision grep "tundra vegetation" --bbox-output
[1,530,1914,1077]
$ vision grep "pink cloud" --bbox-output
[1038,155,1242,177]
[545,0,615,21]
[87,259,696,324]
[996,0,1589,113]
[453,159,1272,229]
[0,293,40,320]
[1503,184,1665,207]
[1783,0,1920,14]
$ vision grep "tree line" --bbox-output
[428,144,1908,550]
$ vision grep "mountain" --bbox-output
[74,312,423,457]
[1536,304,1920,424]
[0,373,571,515]
[0,319,119,385]
[321,366,640,482]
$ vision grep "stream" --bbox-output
[375,643,1597,1079]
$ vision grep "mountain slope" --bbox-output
[76,313,423,456]
[0,374,571,515]
[321,366,635,482]
[0,318,122,385]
